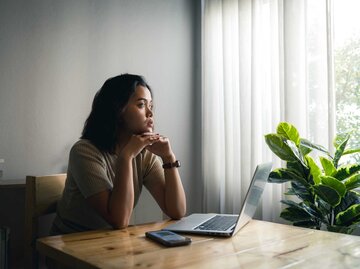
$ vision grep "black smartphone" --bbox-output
[145,230,192,247]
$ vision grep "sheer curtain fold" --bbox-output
[202,0,334,222]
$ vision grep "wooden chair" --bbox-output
[24,174,66,269]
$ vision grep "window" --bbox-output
[334,0,360,162]
[201,0,360,217]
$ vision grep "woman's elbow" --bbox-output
[168,208,186,220]
[110,218,130,230]
[170,214,184,220]
[112,222,129,230]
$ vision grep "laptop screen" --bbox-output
[231,162,272,236]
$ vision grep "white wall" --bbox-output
[0,0,202,222]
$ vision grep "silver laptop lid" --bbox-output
[231,162,272,236]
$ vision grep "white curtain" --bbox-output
[201,0,335,222]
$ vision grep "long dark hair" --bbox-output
[81,74,152,153]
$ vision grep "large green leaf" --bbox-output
[280,207,313,222]
[302,201,327,222]
[334,191,360,217]
[290,181,314,203]
[343,148,360,156]
[313,184,341,207]
[281,199,303,209]
[344,174,360,190]
[317,198,332,216]
[333,133,350,168]
[264,134,298,162]
[333,133,350,148]
[300,138,331,157]
[333,164,360,181]
[320,176,346,197]
[268,168,309,186]
[287,161,308,178]
[320,157,337,176]
[336,204,360,226]
[282,199,325,223]
[306,156,322,185]
[299,143,312,156]
[285,140,307,167]
[276,122,300,146]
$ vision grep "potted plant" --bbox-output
[265,122,360,234]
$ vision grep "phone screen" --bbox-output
[145,230,192,247]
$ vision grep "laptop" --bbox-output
[163,162,272,237]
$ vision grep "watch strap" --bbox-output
[162,160,181,169]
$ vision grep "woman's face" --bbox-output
[120,85,154,134]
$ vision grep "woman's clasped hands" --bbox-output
[119,132,173,160]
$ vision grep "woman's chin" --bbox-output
[145,127,153,133]
[135,128,153,135]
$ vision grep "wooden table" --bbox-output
[37,219,360,268]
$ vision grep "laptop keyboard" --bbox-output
[195,215,238,231]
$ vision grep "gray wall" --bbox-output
[0,0,202,223]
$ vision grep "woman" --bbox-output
[51,74,186,234]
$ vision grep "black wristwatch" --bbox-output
[162,160,181,169]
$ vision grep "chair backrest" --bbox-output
[24,174,66,269]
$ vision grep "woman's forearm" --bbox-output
[164,168,186,219]
[108,156,134,228]
[162,154,186,219]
